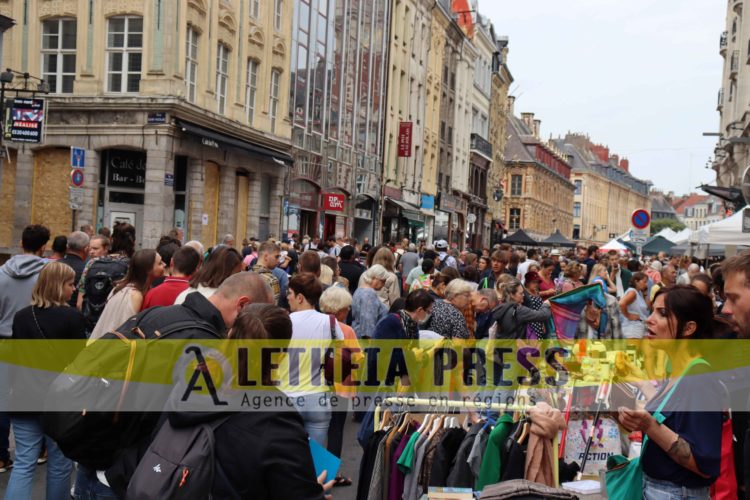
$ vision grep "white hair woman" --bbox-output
[426,279,477,339]
[352,264,389,339]
[318,286,359,486]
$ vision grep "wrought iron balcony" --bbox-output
[470,133,493,159]
[720,31,728,55]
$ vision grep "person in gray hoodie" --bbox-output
[0,224,50,472]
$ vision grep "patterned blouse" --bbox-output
[428,299,470,339]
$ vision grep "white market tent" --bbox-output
[600,238,629,253]
[672,228,692,245]
[654,228,679,243]
[707,210,749,245]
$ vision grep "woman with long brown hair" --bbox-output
[89,249,165,342]
[173,246,243,304]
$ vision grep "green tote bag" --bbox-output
[605,358,709,500]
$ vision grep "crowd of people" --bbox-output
[0,223,749,499]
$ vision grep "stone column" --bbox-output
[246,173,261,239]
[186,157,204,243]
[142,137,175,248]
[77,147,100,230]
[269,175,284,239]
[12,147,34,244]
[217,165,237,241]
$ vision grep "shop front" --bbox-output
[287,179,320,239]
[382,197,425,244]
[439,193,467,250]
[322,191,348,240]
[353,194,377,244]
[419,194,435,244]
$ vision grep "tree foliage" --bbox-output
[650,218,686,236]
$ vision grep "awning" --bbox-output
[176,119,294,167]
[699,184,746,210]
[385,197,424,224]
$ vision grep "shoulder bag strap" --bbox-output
[329,314,337,340]
[31,306,48,340]
[643,357,709,450]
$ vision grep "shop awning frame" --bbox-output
[175,119,294,167]
[385,197,424,223]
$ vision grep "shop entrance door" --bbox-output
[105,203,143,244]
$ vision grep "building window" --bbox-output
[245,59,258,124]
[185,26,198,103]
[270,69,281,132]
[447,126,453,145]
[41,18,77,93]
[250,0,260,18]
[274,0,283,31]
[573,202,581,218]
[509,208,521,230]
[511,174,523,196]
[573,225,580,240]
[574,180,582,195]
[216,43,229,114]
[106,16,143,93]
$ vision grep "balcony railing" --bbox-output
[470,133,493,159]
[718,87,724,111]
[731,50,740,77]
[720,31,728,54]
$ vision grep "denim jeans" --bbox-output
[295,392,332,447]
[643,474,710,500]
[4,415,72,500]
[74,465,118,500]
[0,364,11,462]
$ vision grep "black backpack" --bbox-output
[125,415,231,500]
[82,256,129,330]
[42,305,220,470]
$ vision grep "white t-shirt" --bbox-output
[173,285,217,305]
[283,309,345,397]
[517,259,539,284]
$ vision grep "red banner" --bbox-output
[398,122,413,158]
[322,192,345,211]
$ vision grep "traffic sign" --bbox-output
[71,147,85,168]
[631,209,651,230]
[70,169,84,188]
[69,186,84,210]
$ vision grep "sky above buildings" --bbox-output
[483,0,723,197]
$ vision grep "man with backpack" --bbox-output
[47,272,274,498]
[76,223,135,332]
[0,224,50,473]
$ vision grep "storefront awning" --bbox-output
[385,197,424,223]
[176,119,294,167]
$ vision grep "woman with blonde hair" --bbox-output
[561,261,584,293]
[359,247,400,307]
[7,262,86,499]
[589,263,616,294]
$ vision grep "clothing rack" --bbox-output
[374,396,559,487]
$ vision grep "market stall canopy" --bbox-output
[641,235,676,256]
[707,209,749,245]
[502,229,539,246]
[600,238,629,253]
[540,229,576,248]
[672,228,692,245]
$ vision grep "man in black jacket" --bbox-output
[67,272,274,498]
[338,245,365,295]
[60,231,89,307]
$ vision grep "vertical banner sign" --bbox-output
[8,98,46,143]
[398,122,413,158]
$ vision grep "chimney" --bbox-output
[521,112,534,132]
[609,154,619,166]
[619,158,629,172]
[507,95,515,115]
[533,119,541,139]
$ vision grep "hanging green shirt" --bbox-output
[396,430,421,474]
[476,414,515,491]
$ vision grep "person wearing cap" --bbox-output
[434,240,457,270]
[549,249,563,277]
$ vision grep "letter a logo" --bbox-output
[181,346,228,405]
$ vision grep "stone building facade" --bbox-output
[503,112,574,241]
[553,134,651,244]
[488,37,512,246]
[0,0,293,251]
